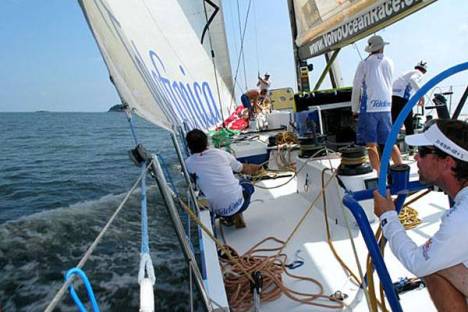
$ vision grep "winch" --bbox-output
[337,146,373,176]
[298,135,327,158]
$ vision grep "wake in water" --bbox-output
[0,188,203,311]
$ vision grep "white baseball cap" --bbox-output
[405,123,468,160]
[364,35,389,53]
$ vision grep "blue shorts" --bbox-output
[241,94,251,109]
[237,178,255,214]
[357,112,392,145]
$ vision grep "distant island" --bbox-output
[108,104,125,112]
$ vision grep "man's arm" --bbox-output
[374,190,468,277]
[409,73,425,106]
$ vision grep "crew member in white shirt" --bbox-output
[185,129,261,228]
[351,35,402,172]
[392,61,428,136]
[374,119,468,311]
[257,72,271,92]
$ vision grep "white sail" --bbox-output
[78,0,234,131]
[178,0,234,95]
[292,0,437,59]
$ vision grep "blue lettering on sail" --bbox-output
[100,5,222,129]
[132,43,179,126]
[149,51,196,129]
[147,50,222,129]
[202,82,221,122]
[186,82,209,127]
[172,81,202,128]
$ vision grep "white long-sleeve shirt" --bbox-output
[351,53,393,114]
[380,187,468,277]
[257,78,271,91]
[393,69,424,100]
[185,148,244,216]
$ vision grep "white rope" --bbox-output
[45,161,153,312]
[138,252,156,285]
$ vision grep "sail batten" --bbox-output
[79,0,234,131]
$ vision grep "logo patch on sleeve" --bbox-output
[422,239,432,260]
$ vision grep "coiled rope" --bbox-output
[221,237,344,312]
[176,192,344,311]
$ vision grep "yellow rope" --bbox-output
[399,206,421,229]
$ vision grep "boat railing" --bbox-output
[343,62,468,312]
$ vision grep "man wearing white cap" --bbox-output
[257,72,271,92]
[392,61,428,138]
[374,119,468,311]
[351,35,402,172]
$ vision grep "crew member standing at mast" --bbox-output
[351,35,402,172]
[392,61,428,137]
[257,72,271,92]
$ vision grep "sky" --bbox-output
[0,0,467,113]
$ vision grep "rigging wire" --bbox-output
[236,0,249,91]
[44,163,152,312]
[353,43,364,61]
[252,0,260,75]
[229,0,254,110]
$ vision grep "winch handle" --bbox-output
[378,62,468,195]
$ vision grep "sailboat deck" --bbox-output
[218,171,446,311]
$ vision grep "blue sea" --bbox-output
[0,112,202,311]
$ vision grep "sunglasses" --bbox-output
[417,146,448,158]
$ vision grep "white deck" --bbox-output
[215,156,447,311]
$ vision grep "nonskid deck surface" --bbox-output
[219,164,446,311]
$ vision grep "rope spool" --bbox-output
[337,146,372,176]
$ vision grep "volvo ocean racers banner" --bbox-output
[79,0,234,131]
[292,0,437,60]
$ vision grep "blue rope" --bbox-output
[378,62,468,195]
[140,164,150,254]
[126,111,139,146]
[65,268,100,312]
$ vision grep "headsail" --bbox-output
[292,0,437,60]
[78,0,234,131]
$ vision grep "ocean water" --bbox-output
[0,113,202,311]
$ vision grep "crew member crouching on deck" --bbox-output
[185,129,261,228]
[374,119,468,311]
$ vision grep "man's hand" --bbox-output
[373,190,396,217]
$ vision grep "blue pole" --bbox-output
[343,194,403,312]
[378,62,468,195]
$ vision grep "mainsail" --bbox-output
[292,0,437,60]
[78,0,234,131]
[179,0,234,95]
